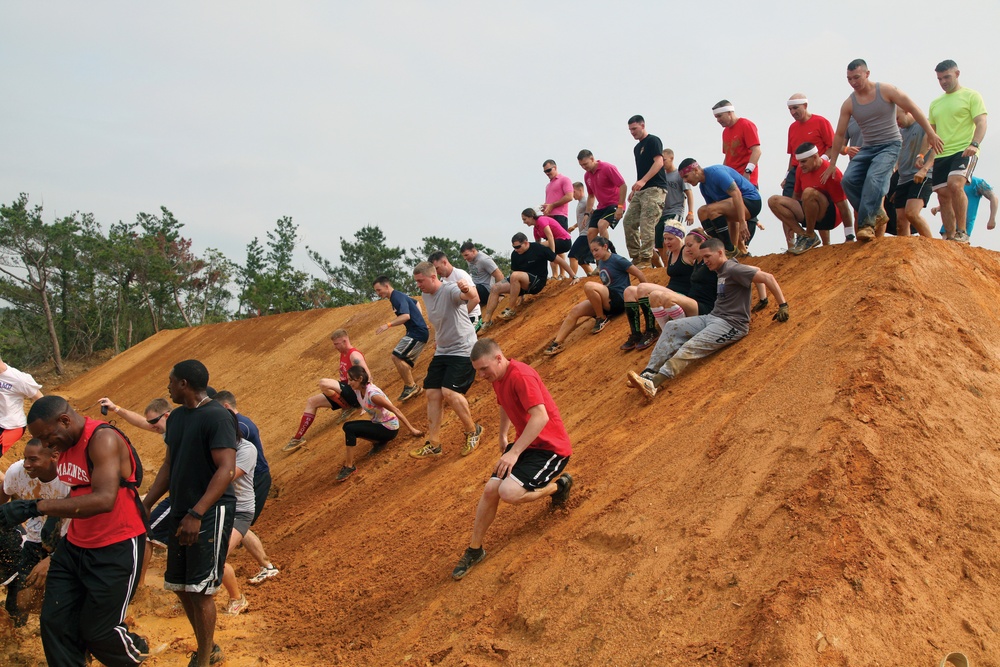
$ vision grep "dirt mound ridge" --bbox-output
[12,238,1000,666]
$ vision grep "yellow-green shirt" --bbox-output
[929,87,987,156]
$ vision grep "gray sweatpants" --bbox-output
[645,314,747,379]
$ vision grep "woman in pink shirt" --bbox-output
[522,208,572,279]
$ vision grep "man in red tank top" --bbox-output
[1,396,149,665]
[283,328,372,451]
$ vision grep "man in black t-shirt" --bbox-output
[621,115,668,268]
[142,360,238,667]
[480,233,573,329]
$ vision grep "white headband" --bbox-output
[795,146,819,160]
[713,105,735,115]
[787,98,808,107]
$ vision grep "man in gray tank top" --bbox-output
[822,59,942,242]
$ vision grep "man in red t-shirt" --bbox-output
[713,100,761,187]
[6,396,149,665]
[451,338,573,580]
[284,328,371,451]
[768,142,854,254]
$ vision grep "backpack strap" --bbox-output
[71,423,149,528]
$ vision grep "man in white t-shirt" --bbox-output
[0,354,44,455]
[429,252,483,329]
[1,438,69,625]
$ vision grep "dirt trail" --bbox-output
[4,238,1000,666]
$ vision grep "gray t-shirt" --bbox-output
[575,198,588,234]
[466,252,499,288]
[896,123,928,185]
[661,170,688,219]
[710,259,759,333]
[440,267,481,319]
[234,438,257,516]
[423,281,477,356]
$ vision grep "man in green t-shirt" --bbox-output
[928,59,988,244]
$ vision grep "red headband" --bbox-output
[679,161,700,176]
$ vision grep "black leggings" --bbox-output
[342,421,399,447]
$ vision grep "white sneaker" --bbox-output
[248,565,279,585]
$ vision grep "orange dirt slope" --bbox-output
[5,237,1000,666]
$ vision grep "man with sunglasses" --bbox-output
[540,160,574,232]
[479,233,572,329]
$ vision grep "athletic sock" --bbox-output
[624,301,642,335]
[638,297,655,331]
[294,413,316,439]
[843,224,855,238]
[666,304,685,320]
[652,306,669,329]
[712,216,734,252]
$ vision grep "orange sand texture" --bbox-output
[3,238,1000,666]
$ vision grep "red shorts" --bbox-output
[0,426,26,454]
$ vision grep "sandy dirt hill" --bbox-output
[4,237,1000,666]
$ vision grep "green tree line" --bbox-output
[0,194,509,372]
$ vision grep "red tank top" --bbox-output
[57,417,146,548]
[339,347,364,382]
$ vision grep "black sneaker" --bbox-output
[619,333,642,351]
[188,645,224,667]
[335,466,356,482]
[551,473,573,506]
[634,330,658,351]
[452,547,486,580]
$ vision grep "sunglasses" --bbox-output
[512,243,523,249]
[146,413,167,425]
[543,167,554,174]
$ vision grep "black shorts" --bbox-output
[164,502,234,594]
[148,497,172,547]
[325,386,361,410]
[805,191,839,231]
[492,444,569,491]
[423,355,476,394]
[745,197,762,220]
[553,238,572,254]
[932,152,977,188]
[697,300,715,316]
[516,272,546,296]
[782,166,797,198]
[895,179,932,207]
[252,469,271,524]
[551,214,569,231]
[607,290,626,316]
[474,283,491,305]
[568,235,594,264]
[589,206,620,230]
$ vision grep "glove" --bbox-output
[751,298,769,313]
[0,500,41,529]
[773,303,789,322]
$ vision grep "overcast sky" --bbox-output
[3,0,999,274]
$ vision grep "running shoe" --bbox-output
[619,333,642,351]
[410,441,442,458]
[478,320,494,333]
[551,473,574,506]
[845,234,856,242]
[591,317,610,334]
[282,438,305,452]
[498,308,517,320]
[224,595,249,615]
[398,385,423,402]
[786,235,803,253]
[634,330,659,351]
[462,423,483,456]
[798,234,821,254]
[543,341,564,356]
[451,547,486,580]
[248,565,280,585]
[952,230,971,244]
[335,465,356,482]
[188,644,224,667]
[627,370,658,401]
[336,408,358,424]
[856,225,875,242]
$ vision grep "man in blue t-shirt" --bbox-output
[933,177,996,238]
[543,236,646,356]
[373,276,430,402]
[679,158,762,257]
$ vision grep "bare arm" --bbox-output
[685,187,696,222]
[376,310,410,335]
[142,450,171,513]
[350,350,372,379]
[966,114,988,157]
[36,430,125,518]
[490,267,505,283]
[98,398,159,432]
[752,270,787,304]
[615,184,627,219]
[985,188,998,230]
[585,193,596,214]
[627,265,646,284]
[747,145,762,170]
[371,394,423,436]
[632,155,665,194]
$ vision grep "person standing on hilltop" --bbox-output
[0,353,44,456]
[451,338,573,580]
[283,329,371,452]
[822,59,942,241]
[620,115,668,268]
